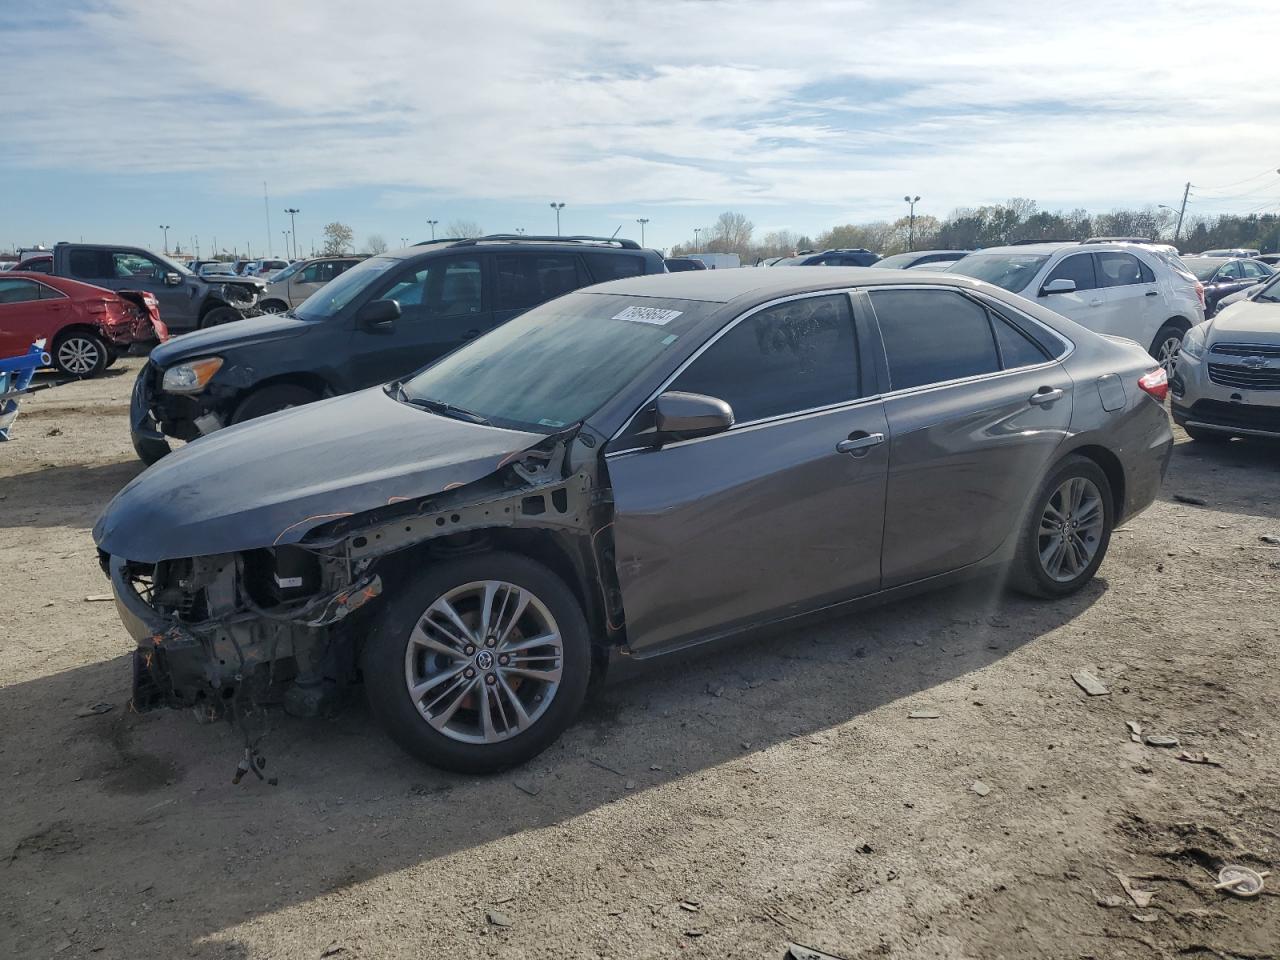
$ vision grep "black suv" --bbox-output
[130,235,667,463]
[774,248,880,266]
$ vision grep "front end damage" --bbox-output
[98,429,620,735]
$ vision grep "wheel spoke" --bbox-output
[478,683,497,740]
[409,662,467,702]
[422,673,476,728]
[429,596,476,646]
[410,624,468,660]
[500,631,560,654]
[501,664,562,684]
[496,674,531,733]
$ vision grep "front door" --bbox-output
[607,292,889,655]
[865,287,1074,587]
[1038,251,1103,331]
[288,259,349,306]
[348,255,491,388]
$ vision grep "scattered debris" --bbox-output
[970,780,991,797]
[649,764,663,771]
[1097,894,1129,908]
[1131,912,1160,923]
[1177,751,1223,768]
[320,942,346,958]
[708,684,725,698]
[46,427,62,437]
[1173,494,1207,506]
[1116,872,1155,908]
[486,908,514,927]
[1072,670,1110,696]
[786,943,851,960]
[588,758,624,777]
[908,710,941,719]
[684,928,706,938]
[1215,866,1268,897]
[679,900,700,912]
[1125,720,1144,743]
[1143,734,1180,749]
[1258,535,1280,545]
[624,780,637,790]
[83,594,113,602]
[512,780,541,797]
[74,702,114,718]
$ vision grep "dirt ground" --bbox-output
[1,357,1277,960]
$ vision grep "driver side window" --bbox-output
[112,252,164,281]
[379,257,483,322]
[1045,254,1097,291]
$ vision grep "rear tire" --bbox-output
[1149,322,1187,377]
[199,306,243,329]
[230,383,319,424]
[52,330,109,378]
[363,551,592,773]
[1010,455,1113,599]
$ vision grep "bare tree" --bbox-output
[446,219,483,239]
[364,234,388,255]
[706,211,755,255]
[321,222,354,256]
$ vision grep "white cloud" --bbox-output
[1,0,1278,220]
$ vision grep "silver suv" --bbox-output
[1171,271,1280,441]
[950,242,1204,372]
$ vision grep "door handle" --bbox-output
[1028,387,1064,406]
[1145,290,1158,297]
[836,431,885,456]
[1088,299,1104,307]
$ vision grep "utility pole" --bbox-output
[636,218,649,245]
[426,219,438,240]
[904,195,921,251]
[282,230,291,257]
[158,225,170,253]
[284,208,300,259]
[549,202,565,236]
[693,227,702,251]
[263,181,272,256]
[1174,181,1191,243]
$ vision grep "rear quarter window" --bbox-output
[583,253,646,282]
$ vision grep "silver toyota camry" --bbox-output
[94,267,1173,772]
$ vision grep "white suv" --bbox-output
[950,242,1204,372]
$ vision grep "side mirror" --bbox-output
[653,391,734,441]
[1041,278,1076,296]
[164,272,182,286]
[357,298,400,332]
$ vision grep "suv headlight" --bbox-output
[162,357,223,393]
[1179,323,1208,361]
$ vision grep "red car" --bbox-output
[0,272,169,377]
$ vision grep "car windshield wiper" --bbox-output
[393,387,491,425]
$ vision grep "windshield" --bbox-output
[1253,274,1280,303]
[270,260,307,283]
[399,292,717,432]
[154,251,192,276]
[1187,259,1227,281]
[772,256,809,266]
[294,256,398,320]
[948,253,1049,292]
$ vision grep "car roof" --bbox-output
[582,266,995,304]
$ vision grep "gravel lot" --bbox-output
[2,358,1277,960]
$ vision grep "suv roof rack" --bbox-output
[448,234,641,250]
[1083,236,1155,244]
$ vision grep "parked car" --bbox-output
[754,256,785,267]
[1200,248,1261,259]
[1182,257,1274,317]
[874,250,971,270]
[43,243,267,332]
[242,258,291,279]
[1255,253,1280,267]
[0,272,167,376]
[665,257,708,272]
[258,256,364,313]
[95,266,1172,772]
[774,248,881,267]
[14,253,52,273]
[949,242,1204,373]
[127,235,667,464]
[684,253,741,270]
[1172,271,1280,441]
[197,262,238,277]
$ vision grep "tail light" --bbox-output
[1138,366,1169,402]
[1194,281,1205,309]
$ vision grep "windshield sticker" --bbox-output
[661,334,678,345]
[538,418,567,428]
[613,305,682,326]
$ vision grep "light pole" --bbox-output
[426,219,438,241]
[282,230,291,258]
[549,202,565,236]
[636,218,649,245]
[159,225,171,253]
[400,236,410,247]
[693,227,702,251]
[515,227,526,235]
[284,208,300,259]
[903,195,921,251]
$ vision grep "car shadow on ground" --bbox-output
[1,572,1105,955]
[1159,435,1279,519]
[0,459,144,529]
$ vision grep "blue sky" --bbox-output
[2,0,1278,257]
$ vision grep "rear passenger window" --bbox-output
[583,253,645,282]
[68,250,112,280]
[870,289,999,390]
[494,254,587,311]
[993,316,1050,368]
[1096,252,1145,287]
[0,278,45,304]
[1045,254,1097,291]
[671,294,859,423]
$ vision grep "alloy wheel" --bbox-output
[1157,334,1181,377]
[57,337,101,375]
[403,580,563,744]
[1037,477,1104,582]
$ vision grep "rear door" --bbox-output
[0,278,67,356]
[866,287,1073,588]
[607,291,889,655]
[1094,251,1159,345]
[490,252,591,327]
[347,255,490,387]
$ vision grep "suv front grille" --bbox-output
[1207,362,1280,390]
[1211,341,1280,359]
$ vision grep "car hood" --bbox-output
[1207,299,1280,344]
[94,387,544,562]
[150,312,316,365]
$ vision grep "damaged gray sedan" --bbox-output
[94,268,1173,772]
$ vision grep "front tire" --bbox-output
[1010,455,1113,599]
[258,299,289,314]
[363,552,592,773]
[199,306,243,329]
[52,330,109,378]
[230,384,319,424]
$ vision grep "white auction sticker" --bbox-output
[612,305,682,326]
